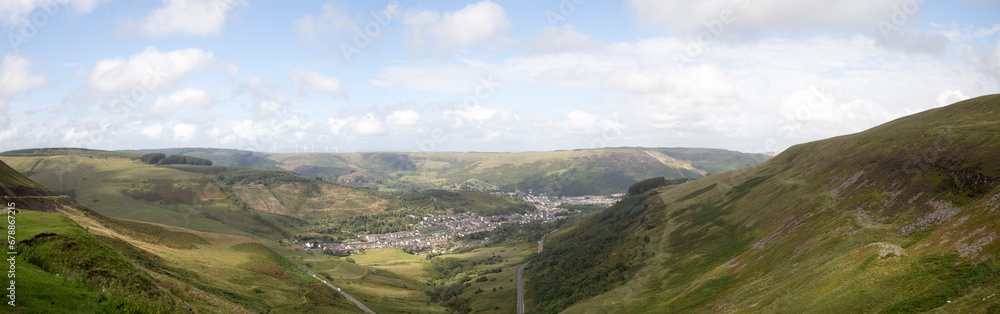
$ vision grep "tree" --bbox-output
[140,153,166,164]
[158,154,213,166]
[627,177,666,196]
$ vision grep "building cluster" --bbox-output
[522,193,623,210]
[313,212,501,253]
[306,192,622,254]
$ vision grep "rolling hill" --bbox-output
[0,149,537,242]
[124,147,771,196]
[525,94,1000,313]
[1,158,364,313]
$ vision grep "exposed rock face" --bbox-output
[865,242,904,257]
[900,200,963,235]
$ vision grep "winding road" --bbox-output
[297,265,376,314]
[517,235,546,314]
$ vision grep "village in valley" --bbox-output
[300,192,623,254]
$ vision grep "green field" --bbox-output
[285,247,444,313]
[453,242,539,313]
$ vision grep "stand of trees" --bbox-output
[139,153,212,166]
[627,177,691,196]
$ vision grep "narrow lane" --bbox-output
[297,265,376,314]
[517,261,529,314]
[518,235,547,314]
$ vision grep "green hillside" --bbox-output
[1,159,365,313]
[0,149,540,241]
[526,94,1000,313]
[0,150,548,313]
[0,155,52,196]
[124,147,280,169]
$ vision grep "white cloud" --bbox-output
[141,124,164,138]
[295,3,401,40]
[448,105,498,124]
[327,117,355,135]
[173,123,197,142]
[63,128,91,145]
[404,1,512,51]
[387,110,420,127]
[354,116,385,136]
[0,0,106,27]
[565,111,599,132]
[936,90,970,106]
[230,119,283,145]
[0,54,46,98]
[877,29,950,55]
[602,69,673,95]
[775,88,895,140]
[255,99,286,119]
[536,67,582,84]
[0,100,10,130]
[626,0,952,55]
[295,2,354,40]
[289,69,345,98]
[0,126,16,142]
[134,0,247,36]
[374,65,482,94]
[235,75,295,120]
[151,88,217,114]
[523,24,600,54]
[84,46,218,99]
[628,0,915,36]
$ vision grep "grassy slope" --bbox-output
[454,242,540,314]
[0,154,367,239]
[0,153,457,312]
[0,156,51,195]
[282,247,445,313]
[1,154,245,232]
[270,181,386,219]
[528,94,1000,313]
[2,160,362,312]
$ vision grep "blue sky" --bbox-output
[0,0,998,154]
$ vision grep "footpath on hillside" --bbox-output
[518,235,546,314]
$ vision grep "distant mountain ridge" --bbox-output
[526,94,1000,313]
[120,147,771,195]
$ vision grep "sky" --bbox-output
[0,0,997,154]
